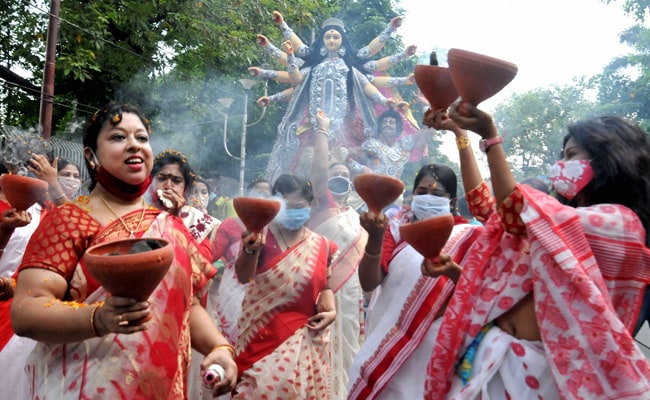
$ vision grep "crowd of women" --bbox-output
[1,10,650,400]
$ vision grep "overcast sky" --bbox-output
[398,0,637,110]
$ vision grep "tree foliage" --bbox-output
[492,80,597,180]
[3,0,647,184]
[0,0,418,182]
[597,1,650,129]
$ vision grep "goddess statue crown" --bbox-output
[321,17,345,31]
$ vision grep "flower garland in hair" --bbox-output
[89,105,152,135]
[154,149,188,165]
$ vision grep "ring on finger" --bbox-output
[118,314,129,326]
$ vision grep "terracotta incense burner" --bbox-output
[233,197,281,233]
[354,173,404,214]
[84,238,174,302]
[399,213,455,260]
[447,48,518,113]
[414,64,459,112]
[0,174,49,210]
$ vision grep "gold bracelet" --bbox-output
[89,303,102,337]
[365,249,382,259]
[211,343,236,359]
[456,136,471,151]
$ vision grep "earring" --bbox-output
[320,46,327,56]
[338,46,346,57]
[88,161,96,170]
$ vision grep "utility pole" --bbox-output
[39,0,61,140]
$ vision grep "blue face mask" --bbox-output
[275,207,311,230]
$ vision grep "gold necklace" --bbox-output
[100,196,147,238]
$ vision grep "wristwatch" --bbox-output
[479,136,503,153]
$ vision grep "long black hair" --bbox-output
[559,115,650,245]
[412,163,459,216]
[273,174,314,203]
[413,163,458,200]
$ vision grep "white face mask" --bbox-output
[58,176,81,198]
[411,194,450,220]
[328,176,352,196]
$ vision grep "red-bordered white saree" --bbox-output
[425,184,650,399]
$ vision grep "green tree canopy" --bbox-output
[1,0,416,181]
[492,80,597,180]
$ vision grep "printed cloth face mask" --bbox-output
[548,159,594,200]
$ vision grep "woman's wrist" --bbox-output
[364,245,382,259]
[315,128,330,138]
[210,343,236,359]
[89,303,104,337]
[456,136,471,151]
[51,191,67,201]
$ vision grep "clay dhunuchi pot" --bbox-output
[84,238,174,302]
[414,64,459,112]
[447,48,518,113]
[233,197,281,233]
[399,213,454,260]
[0,174,49,210]
[354,173,405,214]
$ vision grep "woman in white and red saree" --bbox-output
[424,104,650,399]
[212,180,273,346]
[308,111,368,399]
[347,163,475,400]
[233,174,338,399]
[10,103,237,399]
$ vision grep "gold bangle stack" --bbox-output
[89,303,102,337]
[456,136,471,151]
[211,343,236,359]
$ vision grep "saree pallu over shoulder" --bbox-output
[313,207,368,293]
[425,185,650,400]
[312,207,368,399]
[22,207,213,400]
[234,232,332,398]
[348,224,481,400]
